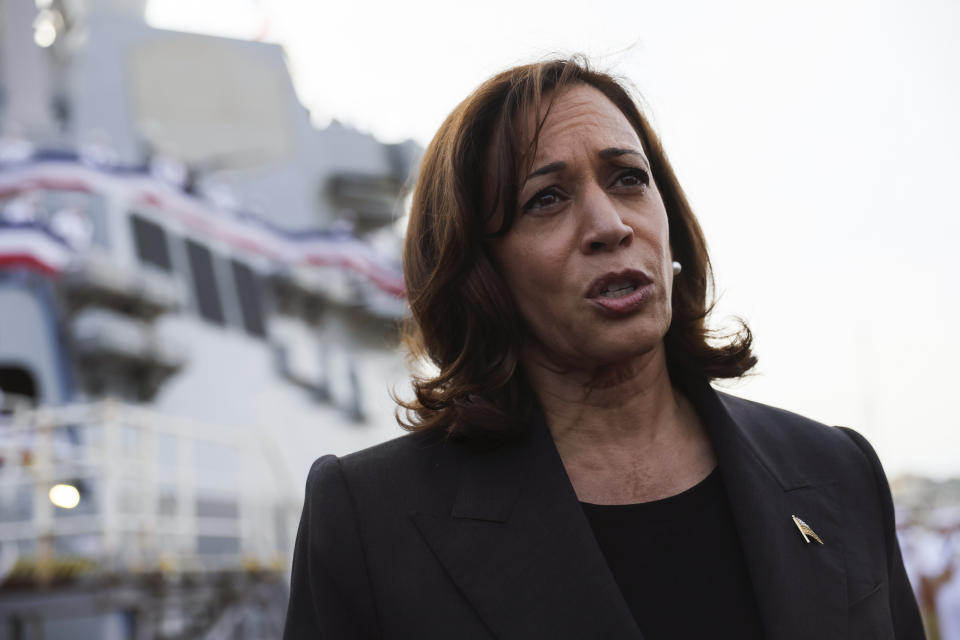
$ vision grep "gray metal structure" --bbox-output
[0,1,419,638]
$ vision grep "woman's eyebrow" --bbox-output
[599,147,647,164]
[525,148,648,183]
[525,161,566,183]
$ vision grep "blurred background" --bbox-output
[0,0,957,638]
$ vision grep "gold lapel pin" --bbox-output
[792,515,824,545]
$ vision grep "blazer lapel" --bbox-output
[690,383,848,640]
[411,412,643,639]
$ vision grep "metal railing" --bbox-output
[0,398,297,584]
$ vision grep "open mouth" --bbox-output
[586,269,651,299]
[599,280,637,299]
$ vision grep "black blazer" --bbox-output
[283,381,925,639]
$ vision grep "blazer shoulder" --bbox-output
[717,390,848,441]
[337,429,450,475]
[286,454,381,639]
[329,429,460,515]
[714,390,874,483]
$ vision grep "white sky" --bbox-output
[145,0,960,478]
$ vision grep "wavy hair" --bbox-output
[398,56,756,440]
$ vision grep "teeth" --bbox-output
[600,283,637,298]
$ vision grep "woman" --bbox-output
[283,57,925,639]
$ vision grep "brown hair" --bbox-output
[398,56,756,441]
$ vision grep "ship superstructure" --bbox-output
[0,1,418,638]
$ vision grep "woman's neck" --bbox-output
[524,344,716,504]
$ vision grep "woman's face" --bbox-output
[490,84,675,371]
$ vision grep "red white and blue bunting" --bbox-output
[0,155,405,297]
[0,221,73,276]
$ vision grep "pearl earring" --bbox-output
[672,261,682,276]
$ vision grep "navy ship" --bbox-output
[0,1,417,637]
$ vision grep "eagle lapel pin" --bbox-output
[792,515,824,545]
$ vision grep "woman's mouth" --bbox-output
[586,269,654,315]
[599,281,637,298]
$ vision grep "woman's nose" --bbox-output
[579,187,633,254]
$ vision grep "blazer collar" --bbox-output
[413,410,643,638]
[413,381,849,640]
[685,381,848,640]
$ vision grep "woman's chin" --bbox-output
[531,336,664,379]
[592,342,663,372]
[590,326,666,361]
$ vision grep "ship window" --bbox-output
[130,214,172,271]
[230,260,266,337]
[197,535,240,555]
[196,497,239,519]
[0,366,38,409]
[158,489,177,516]
[185,240,225,325]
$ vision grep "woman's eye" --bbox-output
[614,168,650,189]
[522,188,563,212]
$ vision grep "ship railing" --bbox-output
[0,399,297,585]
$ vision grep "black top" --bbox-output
[581,468,765,639]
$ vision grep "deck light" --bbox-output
[33,9,59,48]
[48,484,80,509]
